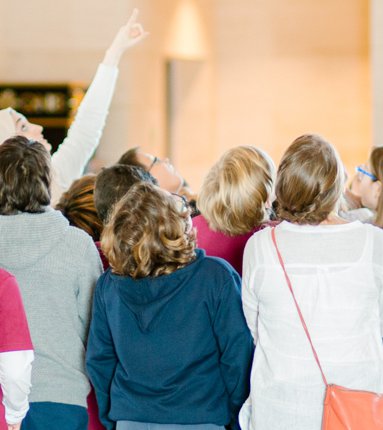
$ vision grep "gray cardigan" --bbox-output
[0,208,103,407]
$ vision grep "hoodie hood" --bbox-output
[0,207,70,269]
[0,108,16,144]
[108,249,205,333]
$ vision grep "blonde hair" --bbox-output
[197,146,274,236]
[276,134,344,224]
[101,182,196,278]
[369,146,383,227]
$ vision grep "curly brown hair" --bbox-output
[101,182,196,278]
[276,134,344,225]
[56,174,103,241]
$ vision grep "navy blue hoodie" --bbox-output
[86,249,253,430]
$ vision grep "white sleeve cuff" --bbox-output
[0,350,34,425]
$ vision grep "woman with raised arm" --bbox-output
[0,9,147,205]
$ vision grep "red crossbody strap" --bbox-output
[271,227,328,386]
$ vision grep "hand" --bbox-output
[7,422,21,430]
[103,8,149,66]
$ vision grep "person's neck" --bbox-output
[320,212,350,225]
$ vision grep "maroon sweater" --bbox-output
[193,215,277,276]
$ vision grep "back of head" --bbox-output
[56,174,103,241]
[369,146,383,227]
[94,164,157,223]
[0,135,51,214]
[197,145,274,236]
[117,147,145,169]
[101,182,196,278]
[276,134,344,225]
[0,108,16,145]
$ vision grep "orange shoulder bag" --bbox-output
[271,227,383,429]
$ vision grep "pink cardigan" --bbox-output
[193,215,277,275]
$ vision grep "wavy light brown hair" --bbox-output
[276,134,344,225]
[0,136,51,214]
[56,174,103,241]
[369,146,383,227]
[101,182,196,278]
[197,146,274,235]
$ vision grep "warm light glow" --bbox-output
[165,0,207,60]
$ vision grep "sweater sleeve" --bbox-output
[50,63,119,204]
[77,239,104,342]
[86,275,118,430]
[0,350,34,425]
[212,270,254,430]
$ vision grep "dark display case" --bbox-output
[0,83,86,153]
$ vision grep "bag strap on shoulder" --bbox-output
[271,227,328,387]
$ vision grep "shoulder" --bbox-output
[194,249,240,283]
[62,222,96,248]
[192,214,209,231]
[364,222,383,245]
[0,268,14,283]
[0,269,18,296]
[59,223,101,270]
[245,225,273,250]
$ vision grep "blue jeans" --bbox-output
[116,422,224,430]
[21,402,88,430]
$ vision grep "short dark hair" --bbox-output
[117,147,146,169]
[94,164,157,223]
[0,136,51,214]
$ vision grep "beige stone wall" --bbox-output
[371,0,383,148]
[212,0,371,182]
[0,0,373,191]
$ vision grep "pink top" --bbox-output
[0,269,33,430]
[0,269,33,353]
[193,215,276,275]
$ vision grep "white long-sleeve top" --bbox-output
[239,221,383,430]
[50,63,119,205]
[0,351,34,425]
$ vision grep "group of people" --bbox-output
[0,9,382,430]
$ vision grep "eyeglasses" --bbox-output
[171,193,189,214]
[148,156,159,172]
[355,165,378,182]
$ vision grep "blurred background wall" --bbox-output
[0,0,380,191]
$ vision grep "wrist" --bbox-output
[102,47,123,67]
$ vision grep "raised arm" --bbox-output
[50,9,148,204]
[102,8,149,67]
